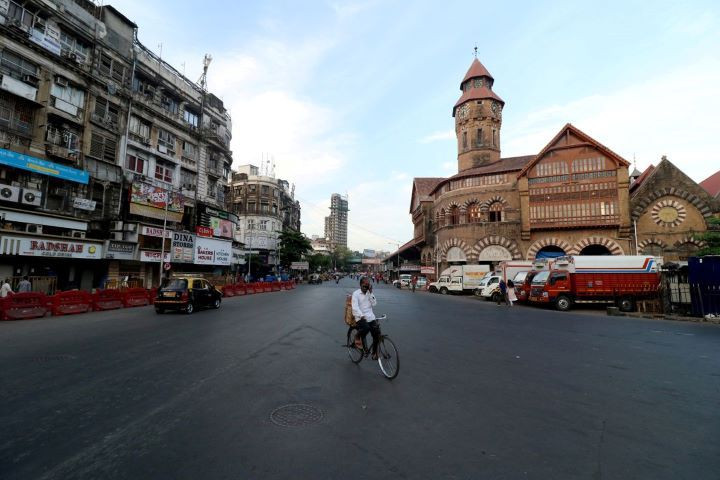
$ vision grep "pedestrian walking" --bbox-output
[507,279,517,306]
[411,275,417,292]
[17,275,32,293]
[1,278,13,297]
[497,279,509,306]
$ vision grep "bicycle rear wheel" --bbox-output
[347,328,363,364]
[377,336,399,379]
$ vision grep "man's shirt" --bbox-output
[17,280,31,293]
[351,288,377,322]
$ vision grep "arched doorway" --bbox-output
[446,246,467,264]
[535,245,565,259]
[580,244,611,255]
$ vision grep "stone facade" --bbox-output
[408,58,718,271]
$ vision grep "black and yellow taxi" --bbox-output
[155,276,222,314]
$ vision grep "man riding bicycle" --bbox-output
[352,277,380,360]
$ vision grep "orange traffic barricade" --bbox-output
[2,292,50,321]
[51,290,92,316]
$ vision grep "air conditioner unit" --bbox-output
[157,145,168,154]
[123,222,137,233]
[26,224,43,234]
[111,220,124,231]
[71,230,86,239]
[55,76,68,87]
[112,232,123,241]
[0,185,21,202]
[21,188,42,206]
[22,74,38,86]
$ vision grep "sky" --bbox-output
[112,0,720,252]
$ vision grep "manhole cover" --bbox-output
[32,355,76,362]
[270,404,322,427]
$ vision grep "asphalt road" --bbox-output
[1,278,718,480]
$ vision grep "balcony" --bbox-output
[206,161,223,178]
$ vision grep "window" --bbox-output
[50,81,85,115]
[126,154,145,174]
[449,206,459,225]
[93,97,119,127]
[157,129,176,152]
[488,201,503,222]
[129,116,150,141]
[160,95,179,114]
[132,75,156,97]
[259,220,268,230]
[180,169,196,189]
[260,202,269,213]
[462,131,467,149]
[183,109,198,127]
[249,185,256,193]
[98,52,126,84]
[59,30,88,63]
[247,219,255,230]
[248,202,256,213]
[492,129,497,147]
[0,49,38,79]
[154,163,173,183]
[467,203,481,223]
[476,128,483,146]
[0,92,33,135]
[261,185,269,195]
[182,141,196,158]
[207,181,217,198]
[89,132,117,162]
[46,124,79,150]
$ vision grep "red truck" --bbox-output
[528,255,661,312]
[510,260,553,303]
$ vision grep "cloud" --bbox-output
[503,57,720,182]
[419,129,455,144]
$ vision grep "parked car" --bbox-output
[155,276,222,314]
[309,273,322,284]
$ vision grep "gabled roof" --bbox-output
[630,164,655,193]
[461,58,494,86]
[410,177,444,213]
[700,169,720,198]
[517,123,630,178]
[429,155,535,195]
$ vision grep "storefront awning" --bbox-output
[0,148,89,184]
[0,208,88,230]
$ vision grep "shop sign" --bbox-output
[291,261,309,270]
[0,147,89,184]
[73,198,97,211]
[105,240,136,260]
[141,226,173,238]
[139,250,171,262]
[1,236,102,259]
[399,265,420,271]
[210,217,234,238]
[171,232,195,263]
[420,266,436,275]
[194,237,232,266]
[195,226,213,237]
[200,205,238,223]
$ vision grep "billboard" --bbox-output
[194,237,232,265]
[129,183,184,222]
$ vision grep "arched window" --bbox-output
[450,206,460,225]
[642,243,664,256]
[467,202,482,223]
[462,131,467,149]
[440,208,446,226]
[434,211,440,229]
[676,242,699,261]
[488,201,503,222]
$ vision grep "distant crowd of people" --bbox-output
[1,276,33,297]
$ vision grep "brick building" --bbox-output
[403,57,718,273]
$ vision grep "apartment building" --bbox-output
[324,193,348,250]
[0,0,236,289]
[228,164,301,274]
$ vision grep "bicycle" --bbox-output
[345,315,400,380]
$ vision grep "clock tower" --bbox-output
[453,57,504,172]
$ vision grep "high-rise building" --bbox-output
[324,193,348,249]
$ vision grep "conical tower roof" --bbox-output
[461,58,494,88]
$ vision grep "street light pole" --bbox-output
[158,188,170,287]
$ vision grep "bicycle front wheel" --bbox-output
[377,336,399,379]
[347,328,363,364]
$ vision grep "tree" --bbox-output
[697,217,720,256]
[277,230,312,268]
[330,246,352,270]
[309,253,332,272]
